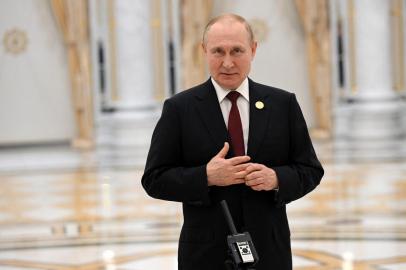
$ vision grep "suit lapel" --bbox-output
[194,79,229,150]
[193,79,272,158]
[247,80,272,158]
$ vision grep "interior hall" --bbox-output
[0,0,406,269]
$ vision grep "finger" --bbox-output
[235,170,249,179]
[245,178,263,186]
[234,163,252,172]
[245,163,263,174]
[245,171,262,181]
[245,166,258,175]
[216,142,229,158]
[229,155,251,165]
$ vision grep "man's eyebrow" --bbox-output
[232,46,245,50]
[210,47,224,52]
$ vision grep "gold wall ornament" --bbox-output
[151,0,165,101]
[391,0,404,92]
[50,0,94,149]
[181,0,213,89]
[294,0,332,138]
[3,28,28,55]
[249,18,269,43]
[108,0,119,101]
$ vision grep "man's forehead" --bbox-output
[208,41,246,50]
[206,22,251,45]
[209,19,246,34]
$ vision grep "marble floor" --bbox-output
[0,144,406,269]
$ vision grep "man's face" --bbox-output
[203,20,257,90]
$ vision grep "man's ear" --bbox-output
[202,42,207,53]
[251,41,258,59]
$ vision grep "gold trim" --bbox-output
[347,0,357,93]
[108,0,119,101]
[151,0,166,101]
[392,0,405,92]
[50,0,94,148]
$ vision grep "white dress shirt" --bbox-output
[211,77,250,154]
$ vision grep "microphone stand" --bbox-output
[220,200,259,270]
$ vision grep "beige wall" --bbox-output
[0,0,75,145]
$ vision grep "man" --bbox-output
[142,14,323,270]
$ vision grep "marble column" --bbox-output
[332,0,406,160]
[89,0,167,167]
[114,0,156,109]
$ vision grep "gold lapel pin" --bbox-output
[255,101,264,109]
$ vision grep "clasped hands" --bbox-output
[206,142,279,191]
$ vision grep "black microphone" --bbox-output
[220,200,259,269]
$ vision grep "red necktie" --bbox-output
[226,91,245,156]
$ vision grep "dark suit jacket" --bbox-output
[142,78,324,270]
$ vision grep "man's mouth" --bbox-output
[221,73,237,76]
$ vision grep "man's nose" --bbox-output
[222,55,234,69]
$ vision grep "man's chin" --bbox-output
[217,79,241,90]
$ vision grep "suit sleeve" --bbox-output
[272,94,324,205]
[141,99,211,206]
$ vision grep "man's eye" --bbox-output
[214,49,223,54]
[233,48,244,54]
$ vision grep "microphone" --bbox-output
[220,200,259,269]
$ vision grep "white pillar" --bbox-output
[332,0,406,160]
[89,0,166,167]
[355,0,394,100]
[114,0,156,109]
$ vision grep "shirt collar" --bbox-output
[211,77,250,103]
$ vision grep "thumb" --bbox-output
[216,142,229,158]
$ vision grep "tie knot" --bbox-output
[226,91,240,103]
